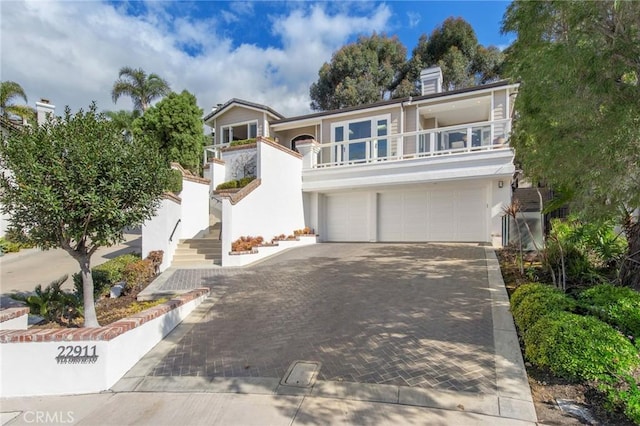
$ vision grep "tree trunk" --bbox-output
[78,254,100,327]
[620,218,640,291]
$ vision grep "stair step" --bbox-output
[181,239,221,245]
[175,247,222,254]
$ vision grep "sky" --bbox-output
[1,0,513,119]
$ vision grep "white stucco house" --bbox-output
[202,67,518,266]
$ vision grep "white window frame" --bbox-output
[330,114,391,163]
[220,120,258,145]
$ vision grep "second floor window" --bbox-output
[221,121,258,144]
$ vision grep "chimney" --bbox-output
[35,98,55,125]
[420,67,443,95]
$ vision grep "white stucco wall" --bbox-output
[142,197,182,272]
[179,179,209,239]
[208,161,227,192]
[0,291,207,397]
[221,140,305,266]
[221,146,257,182]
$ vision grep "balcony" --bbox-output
[314,119,511,169]
[300,119,514,192]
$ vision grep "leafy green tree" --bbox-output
[104,109,141,139]
[111,66,171,112]
[132,90,205,174]
[310,33,414,110]
[411,17,504,90]
[0,103,169,326]
[502,0,640,289]
[0,81,35,122]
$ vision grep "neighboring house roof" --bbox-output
[203,98,285,122]
[272,79,516,126]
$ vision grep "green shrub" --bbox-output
[511,284,576,332]
[579,284,640,346]
[0,227,35,253]
[216,180,238,190]
[510,283,556,310]
[11,275,82,325]
[73,253,140,298]
[216,176,256,191]
[238,175,255,187]
[0,237,22,253]
[229,138,256,147]
[166,169,183,193]
[544,217,627,287]
[601,376,640,424]
[524,311,639,382]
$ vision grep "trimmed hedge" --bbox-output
[229,138,256,147]
[523,311,639,382]
[511,283,576,332]
[578,284,640,347]
[216,175,255,191]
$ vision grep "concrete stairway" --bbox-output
[171,223,222,267]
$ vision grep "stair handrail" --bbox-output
[169,219,181,242]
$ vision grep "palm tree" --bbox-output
[111,66,171,112]
[104,109,141,140]
[1,81,35,122]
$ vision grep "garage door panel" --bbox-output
[429,190,456,241]
[379,186,487,242]
[326,193,369,241]
[378,192,403,241]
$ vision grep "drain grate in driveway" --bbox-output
[280,360,321,388]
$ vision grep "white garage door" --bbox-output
[378,187,487,242]
[326,192,370,241]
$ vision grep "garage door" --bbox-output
[326,192,369,241]
[378,187,487,242]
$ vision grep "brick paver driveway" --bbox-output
[150,243,496,393]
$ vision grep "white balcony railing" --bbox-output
[315,119,512,168]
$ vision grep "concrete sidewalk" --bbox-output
[1,389,536,425]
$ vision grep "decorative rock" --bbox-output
[110,283,126,298]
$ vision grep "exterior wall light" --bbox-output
[498,180,504,188]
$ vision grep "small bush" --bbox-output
[578,284,640,346]
[73,253,141,299]
[216,176,256,191]
[0,227,34,253]
[166,169,183,193]
[11,275,83,325]
[510,283,556,310]
[231,235,263,252]
[294,227,314,236]
[511,283,576,332]
[0,237,22,253]
[524,311,639,382]
[229,138,256,147]
[216,180,238,190]
[147,250,164,274]
[238,175,255,187]
[122,259,154,292]
[600,376,640,424]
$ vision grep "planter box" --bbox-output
[0,288,208,397]
[224,235,317,267]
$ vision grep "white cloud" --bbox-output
[407,11,421,29]
[0,1,392,118]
